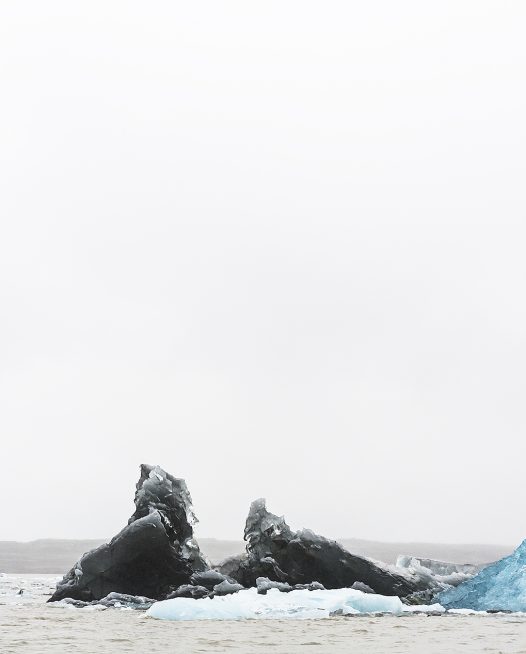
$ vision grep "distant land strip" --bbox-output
[0,538,512,574]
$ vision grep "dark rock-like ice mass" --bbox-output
[437,539,526,611]
[49,465,473,608]
[59,592,156,610]
[49,464,208,602]
[218,498,419,597]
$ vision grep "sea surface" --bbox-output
[1,574,526,653]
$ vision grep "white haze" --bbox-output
[0,1,525,546]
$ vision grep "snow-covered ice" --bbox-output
[147,587,442,621]
[396,556,477,577]
[395,555,479,587]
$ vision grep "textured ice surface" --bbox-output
[147,588,450,620]
[438,540,526,611]
[147,587,447,621]
[58,592,156,610]
[212,580,245,596]
[147,587,405,620]
[219,499,419,597]
[396,556,479,578]
[395,555,479,588]
[254,576,325,594]
[49,465,208,602]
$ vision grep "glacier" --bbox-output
[438,539,526,611]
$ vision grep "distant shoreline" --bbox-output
[0,538,512,574]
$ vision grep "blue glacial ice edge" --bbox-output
[146,587,446,621]
[438,539,526,612]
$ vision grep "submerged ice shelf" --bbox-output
[146,587,444,621]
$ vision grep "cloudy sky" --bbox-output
[1,1,525,545]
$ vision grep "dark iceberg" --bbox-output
[218,498,419,597]
[58,592,156,610]
[49,464,208,602]
[49,466,451,606]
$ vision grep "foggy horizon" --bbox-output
[6,506,517,549]
[2,1,526,548]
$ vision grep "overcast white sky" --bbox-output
[1,1,525,545]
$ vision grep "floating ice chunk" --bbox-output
[190,570,229,589]
[396,556,479,578]
[402,603,445,614]
[51,591,155,610]
[256,577,292,594]
[147,587,410,621]
[81,604,108,611]
[395,555,479,588]
[167,584,209,599]
[212,580,244,596]
[448,608,486,615]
